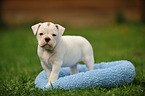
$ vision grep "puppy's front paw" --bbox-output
[46,82,50,87]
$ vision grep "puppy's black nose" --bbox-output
[45,38,51,42]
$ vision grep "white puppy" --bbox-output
[31,22,94,87]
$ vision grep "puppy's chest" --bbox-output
[38,50,52,64]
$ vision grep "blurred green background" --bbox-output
[0,0,145,95]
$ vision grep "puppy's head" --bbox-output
[31,22,65,50]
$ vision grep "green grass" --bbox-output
[0,24,145,95]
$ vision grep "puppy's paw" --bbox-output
[46,82,50,87]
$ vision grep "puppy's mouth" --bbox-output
[41,44,52,48]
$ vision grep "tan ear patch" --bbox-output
[37,24,41,32]
[47,22,50,26]
[55,24,58,29]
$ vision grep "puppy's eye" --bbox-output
[52,34,56,36]
[39,33,43,36]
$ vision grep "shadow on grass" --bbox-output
[133,78,145,88]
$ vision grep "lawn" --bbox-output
[0,23,145,95]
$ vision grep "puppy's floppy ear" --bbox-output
[55,24,65,35]
[31,23,41,35]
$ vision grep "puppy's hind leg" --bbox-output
[70,64,79,75]
[83,55,94,71]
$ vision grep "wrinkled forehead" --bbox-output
[38,22,57,33]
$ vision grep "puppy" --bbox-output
[31,22,94,87]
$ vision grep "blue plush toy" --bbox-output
[35,60,135,91]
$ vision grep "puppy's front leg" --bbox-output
[41,61,51,79]
[46,62,62,87]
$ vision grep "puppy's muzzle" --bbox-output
[45,37,51,42]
